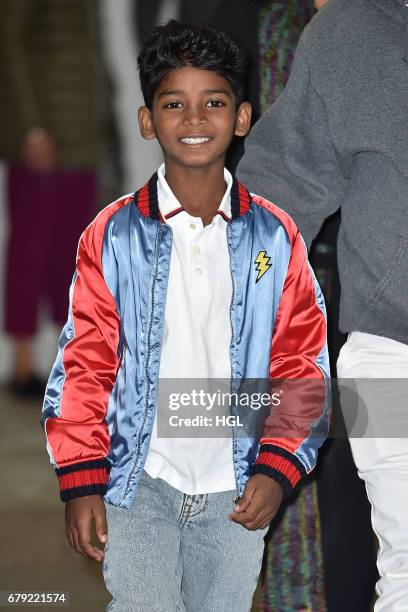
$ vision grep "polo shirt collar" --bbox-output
[134,167,251,222]
[157,163,232,224]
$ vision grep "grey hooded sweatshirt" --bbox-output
[238,0,408,345]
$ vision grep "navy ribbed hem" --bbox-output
[55,458,111,476]
[251,464,294,498]
[60,483,108,502]
[257,444,307,478]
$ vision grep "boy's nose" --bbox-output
[183,108,206,126]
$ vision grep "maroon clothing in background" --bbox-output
[5,164,97,336]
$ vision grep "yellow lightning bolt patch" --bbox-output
[255,250,272,283]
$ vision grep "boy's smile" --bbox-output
[139,66,251,171]
[179,136,212,147]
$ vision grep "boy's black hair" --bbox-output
[138,20,246,110]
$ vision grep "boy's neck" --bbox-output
[164,160,227,226]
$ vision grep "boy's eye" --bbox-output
[164,102,183,109]
[205,100,225,108]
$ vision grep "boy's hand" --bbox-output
[65,495,107,562]
[229,474,283,531]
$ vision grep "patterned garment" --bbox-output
[255,2,327,610]
[258,0,315,113]
[256,481,326,611]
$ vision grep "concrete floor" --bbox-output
[0,388,110,611]
[0,388,263,612]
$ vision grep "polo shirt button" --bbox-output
[193,246,201,254]
[190,223,197,230]
[195,267,203,276]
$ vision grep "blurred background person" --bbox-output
[0,0,119,397]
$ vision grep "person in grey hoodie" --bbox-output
[238,0,408,610]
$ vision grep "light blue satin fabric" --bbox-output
[41,272,77,464]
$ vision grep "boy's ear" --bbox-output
[138,106,156,140]
[234,102,252,138]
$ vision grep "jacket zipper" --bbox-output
[227,223,240,502]
[119,224,163,504]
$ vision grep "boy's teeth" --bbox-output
[181,137,211,144]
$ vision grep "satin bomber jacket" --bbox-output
[42,175,330,507]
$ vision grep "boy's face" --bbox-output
[139,66,251,170]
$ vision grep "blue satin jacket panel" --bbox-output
[100,200,301,508]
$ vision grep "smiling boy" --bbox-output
[42,20,329,611]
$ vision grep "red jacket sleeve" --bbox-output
[42,214,121,501]
[252,227,330,497]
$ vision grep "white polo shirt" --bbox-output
[143,164,236,494]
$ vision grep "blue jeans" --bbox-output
[103,471,267,611]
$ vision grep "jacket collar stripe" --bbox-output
[230,177,251,219]
[165,207,184,220]
[237,180,251,217]
[217,210,230,222]
[135,182,150,217]
[135,173,251,222]
[148,173,161,220]
[230,177,240,219]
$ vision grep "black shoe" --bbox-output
[8,374,46,400]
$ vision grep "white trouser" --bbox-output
[337,331,408,612]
